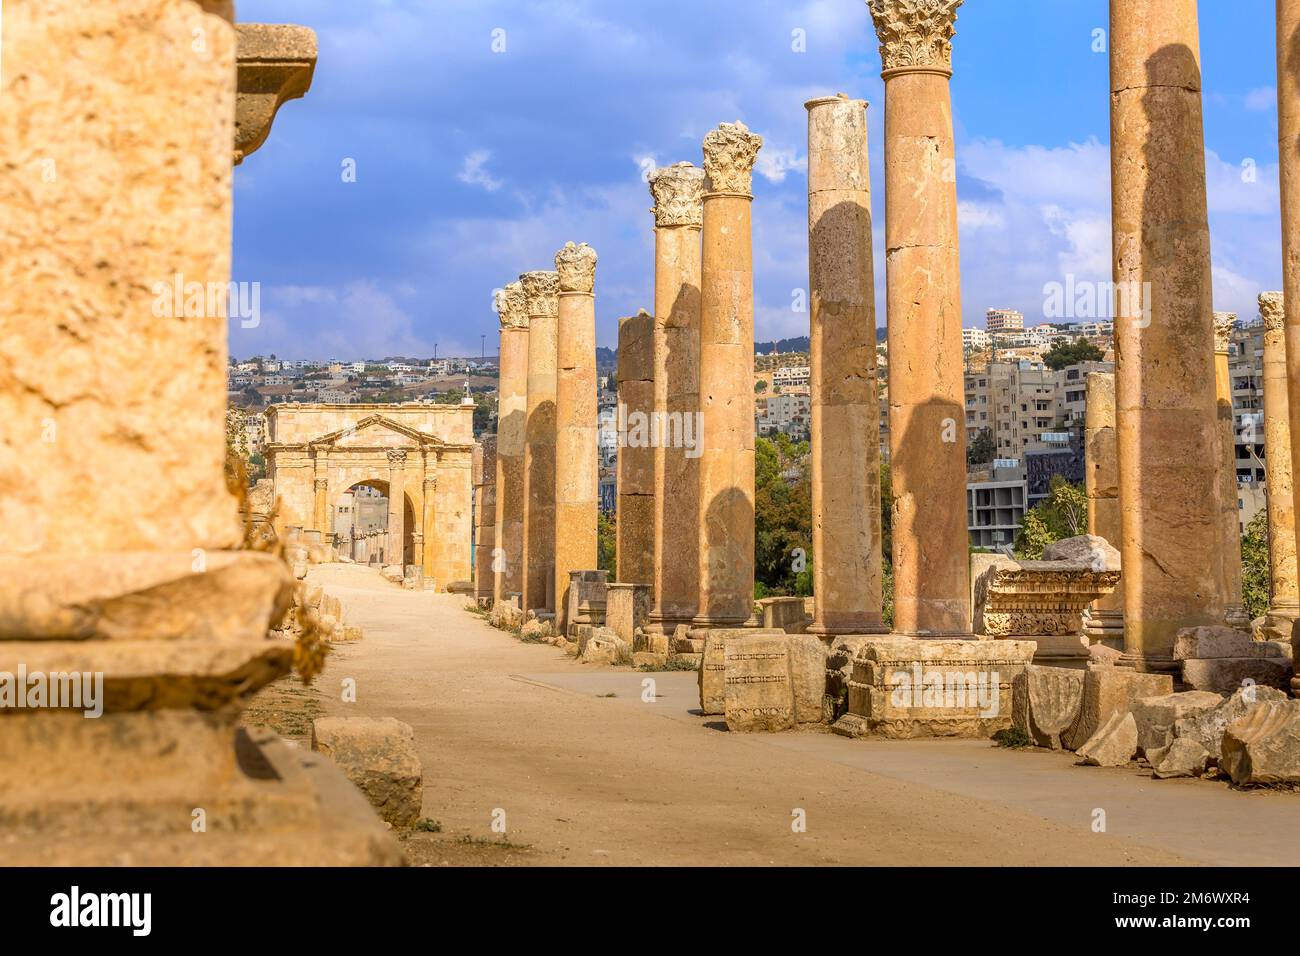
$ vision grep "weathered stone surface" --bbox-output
[311,717,423,827]
[1131,691,1223,763]
[1152,737,1212,779]
[1089,642,1124,667]
[233,23,317,165]
[698,628,782,715]
[520,618,553,642]
[1077,711,1137,767]
[1220,699,1300,785]
[1011,665,1084,749]
[489,602,525,632]
[823,635,879,722]
[973,559,1120,645]
[788,634,829,724]
[1173,625,1285,660]
[834,638,1036,739]
[759,596,810,634]
[1175,684,1288,760]
[579,627,631,666]
[1042,534,1122,570]
[1061,668,1174,751]
[606,583,652,645]
[723,633,794,733]
[1181,657,1290,695]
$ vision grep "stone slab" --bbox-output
[1061,668,1174,752]
[723,634,795,733]
[311,716,423,828]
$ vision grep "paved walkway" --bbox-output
[304,564,1298,866]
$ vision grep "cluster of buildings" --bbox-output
[227,356,496,409]
[961,308,1113,353]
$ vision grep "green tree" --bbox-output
[753,435,811,593]
[597,511,617,576]
[967,427,995,466]
[1042,337,1104,371]
[1014,477,1088,557]
[755,379,768,393]
[1241,509,1270,620]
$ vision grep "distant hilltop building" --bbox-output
[986,308,1025,333]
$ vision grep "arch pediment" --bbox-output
[307,415,446,451]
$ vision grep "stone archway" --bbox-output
[264,404,475,590]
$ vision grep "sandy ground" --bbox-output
[242,563,1300,867]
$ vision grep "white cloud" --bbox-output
[957,201,1005,231]
[755,145,807,184]
[1244,86,1276,112]
[457,149,503,192]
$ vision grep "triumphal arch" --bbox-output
[265,403,474,589]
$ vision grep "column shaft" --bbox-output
[616,311,656,587]
[1213,315,1247,627]
[806,94,885,635]
[1261,293,1300,635]
[1111,0,1222,670]
[1084,372,1124,641]
[494,281,529,605]
[521,271,559,613]
[386,451,406,567]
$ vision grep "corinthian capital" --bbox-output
[1259,292,1285,332]
[495,280,528,330]
[649,163,706,228]
[1212,312,1237,352]
[555,242,598,294]
[702,122,764,196]
[519,271,560,317]
[867,0,962,77]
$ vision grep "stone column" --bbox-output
[1260,293,1300,639]
[1110,0,1223,671]
[386,450,407,567]
[493,281,529,605]
[521,270,559,613]
[1213,313,1249,628]
[1275,0,1300,685]
[554,243,599,633]
[475,438,498,605]
[805,93,886,636]
[647,163,705,632]
[312,453,329,536]
[421,467,438,586]
[1084,372,1124,644]
[868,0,969,636]
[616,310,656,587]
[694,122,763,627]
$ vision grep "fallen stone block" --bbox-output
[1131,691,1223,764]
[1088,643,1123,667]
[1076,711,1137,767]
[1173,625,1282,660]
[633,652,668,669]
[1181,657,1290,695]
[1042,534,1120,570]
[1152,736,1211,779]
[520,618,553,642]
[788,634,829,724]
[823,636,879,722]
[1012,664,1084,749]
[311,716,422,827]
[1061,668,1173,751]
[698,629,783,716]
[724,633,795,733]
[579,627,630,666]
[1220,699,1300,785]
[1177,685,1289,761]
[380,565,404,585]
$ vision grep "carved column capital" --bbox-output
[1259,292,1286,332]
[1212,312,1238,352]
[866,0,962,78]
[314,477,328,491]
[519,271,560,317]
[495,280,529,330]
[387,449,408,467]
[555,242,598,294]
[702,122,764,196]
[649,163,706,228]
[234,24,317,165]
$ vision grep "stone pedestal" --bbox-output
[554,243,599,633]
[758,596,811,634]
[1084,372,1125,645]
[494,281,529,606]
[869,0,970,637]
[1213,313,1250,627]
[567,570,609,631]
[605,582,652,646]
[694,122,763,627]
[647,163,705,633]
[616,310,656,587]
[1259,293,1300,640]
[521,270,559,614]
[0,0,395,865]
[1110,0,1223,671]
[805,93,887,636]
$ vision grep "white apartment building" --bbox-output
[986,308,1025,333]
[773,365,811,389]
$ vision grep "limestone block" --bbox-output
[303,585,324,609]
[1175,685,1288,760]
[1076,711,1137,767]
[758,596,809,634]
[521,619,553,642]
[788,634,829,724]
[1042,534,1121,570]
[723,634,794,733]
[1220,699,1300,785]
[1011,665,1084,749]
[605,583,652,645]
[835,639,1037,739]
[579,627,630,665]
[1152,737,1212,779]
[1181,657,1290,695]
[381,565,404,584]
[1089,643,1123,667]
[824,635,880,722]
[1130,691,1222,762]
[310,717,423,827]
[1061,669,1173,751]
[341,625,363,643]
[633,652,668,669]
[1173,625,1287,660]
[698,629,783,715]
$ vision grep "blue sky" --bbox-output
[231,0,1285,360]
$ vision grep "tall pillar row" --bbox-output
[493,281,529,605]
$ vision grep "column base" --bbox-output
[1224,603,1253,630]
[807,622,892,636]
[1259,603,1300,643]
[1116,650,1180,674]
[645,610,698,634]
